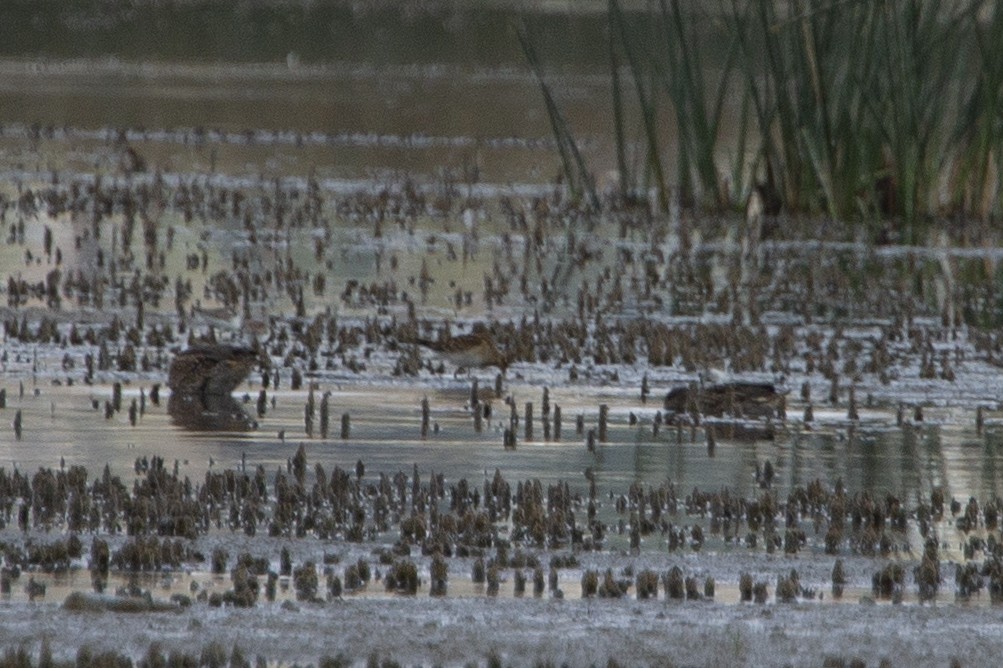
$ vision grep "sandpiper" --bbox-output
[189,304,270,342]
[167,344,260,398]
[417,329,508,374]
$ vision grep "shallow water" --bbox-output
[4,4,1003,666]
[1,372,1000,517]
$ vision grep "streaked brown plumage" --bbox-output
[168,344,259,398]
[417,330,508,373]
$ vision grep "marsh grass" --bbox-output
[517,25,599,210]
[950,2,1003,221]
[605,0,743,211]
[527,0,1003,234]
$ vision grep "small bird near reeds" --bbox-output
[415,328,508,375]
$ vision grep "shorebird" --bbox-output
[416,329,508,375]
[189,304,269,342]
[190,304,241,330]
[167,344,260,398]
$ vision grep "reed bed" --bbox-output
[525,0,1003,239]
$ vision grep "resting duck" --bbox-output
[664,381,786,421]
[167,344,260,398]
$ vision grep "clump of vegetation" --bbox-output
[384,559,419,595]
[549,554,579,570]
[684,575,701,601]
[430,554,448,597]
[533,566,545,597]
[486,563,500,597]
[293,561,319,601]
[526,0,1003,242]
[872,563,905,600]
[825,525,844,555]
[211,548,228,574]
[228,563,258,607]
[915,538,940,603]
[469,556,485,583]
[598,568,628,598]
[776,570,799,603]
[344,559,371,591]
[664,566,685,600]
[739,572,754,603]
[832,559,847,599]
[956,562,984,600]
[635,569,659,600]
[512,569,526,597]
[327,571,343,599]
[581,569,599,598]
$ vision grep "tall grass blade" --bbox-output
[608,13,631,198]
[524,0,1001,229]
[608,0,669,211]
[517,23,599,210]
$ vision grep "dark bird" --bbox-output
[664,381,786,421]
[167,344,260,398]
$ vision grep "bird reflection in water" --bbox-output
[167,392,257,431]
[166,344,261,432]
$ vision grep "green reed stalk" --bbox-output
[864,1,974,238]
[726,0,779,201]
[608,0,669,211]
[517,24,599,210]
[657,0,739,209]
[525,0,1002,230]
[952,2,1003,220]
[727,86,754,206]
[608,16,632,198]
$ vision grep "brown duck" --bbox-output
[167,344,259,398]
[664,381,785,421]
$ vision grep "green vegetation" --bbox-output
[527,0,1003,238]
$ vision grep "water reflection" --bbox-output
[167,392,256,432]
[3,381,1003,509]
[980,434,1003,495]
